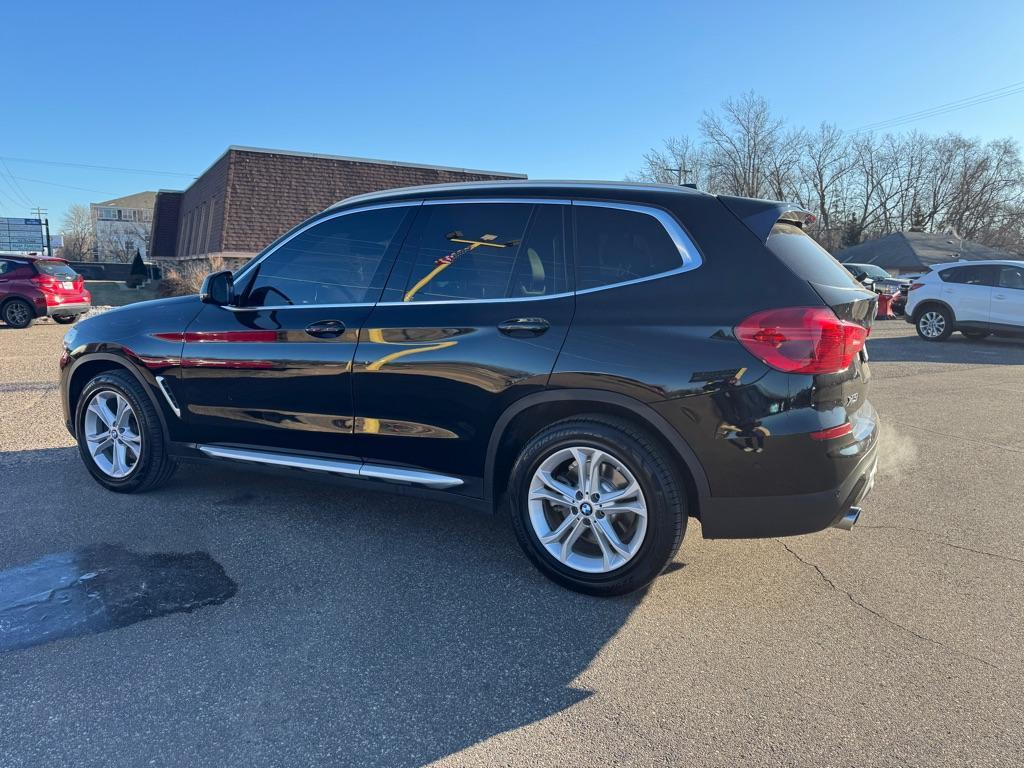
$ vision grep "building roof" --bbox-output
[194,145,527,184]
[92,191,157,210]
[836,230,1014,271]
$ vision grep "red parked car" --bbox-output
[0,254,91,328]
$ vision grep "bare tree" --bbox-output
[58,204,94,261]
[96,221,150,263]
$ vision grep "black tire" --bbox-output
[75,369,177,493]
[507,415,687,596]
[2,298,34,329]
[915,305,953,341]
[52,314,79,325]
[961,329,991,340]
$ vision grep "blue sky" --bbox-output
[4,0,1023,226]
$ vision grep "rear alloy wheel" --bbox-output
[916,307,952,341]
[2,299,34,329]
[508,416,686,596]
[75,370,177,493]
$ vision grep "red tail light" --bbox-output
[908,282,924,291]
[31,275,61,292]
[735,307,869,374]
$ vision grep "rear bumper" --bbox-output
[699,436,878,538]
[46,301,90,317]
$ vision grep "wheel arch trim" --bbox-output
[484,388,711,504]
[911,298,956,323]
[65,352,170,439]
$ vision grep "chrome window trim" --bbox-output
[225,197,701,310]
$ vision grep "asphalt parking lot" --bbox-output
[1,317,1022,767]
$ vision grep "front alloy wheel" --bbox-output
[528,446,648,573]
[75,369,177,493]
[83,390,143,478]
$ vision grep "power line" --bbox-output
[11,175,120,195]
[0,155,195,178]
[851,80,1024,134]
[0,157,35,207]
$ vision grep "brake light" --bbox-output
[908,283,924,291]
[735,307,869,374]
[31,274,61,291]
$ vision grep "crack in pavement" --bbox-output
[859,525,1024,566]
[778,541,1001,671]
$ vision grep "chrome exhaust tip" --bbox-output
[833,506,862,531]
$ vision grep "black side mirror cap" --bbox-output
[200,270,235,306]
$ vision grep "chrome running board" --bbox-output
[196,444,464,489]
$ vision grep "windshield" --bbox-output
[845,263,891,279]
[34,261,79,280]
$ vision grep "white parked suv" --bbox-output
[906,259,1024,341]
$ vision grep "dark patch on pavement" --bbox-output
[0,544,236,652]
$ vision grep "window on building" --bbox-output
[574,205,684,291]
[244,207,409,307]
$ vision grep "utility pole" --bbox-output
[30,207,51,257]
[660,165,691,186]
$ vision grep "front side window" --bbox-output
[398,203,536,302]
[939,265,997,286]
[574,205,683,291]
[997,265,1024,290]
[245,208,408,307]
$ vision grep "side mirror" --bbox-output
[200,270,235,306]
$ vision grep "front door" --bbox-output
[179,204,416,457]
[352,200,573,495]
[941,264,997,324]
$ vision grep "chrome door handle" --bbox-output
[994,294,1007,300]
[305,320,346,338]
[498,317,550,338]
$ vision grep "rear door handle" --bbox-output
[498,317,550,338]
[305,320,346,338]
[994,294,1007,300]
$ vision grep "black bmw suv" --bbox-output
[60,181,878,595]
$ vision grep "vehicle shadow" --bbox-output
[0,447,659,767]
[867,333,1024,365]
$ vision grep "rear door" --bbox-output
[178,204,416,457]
[991,264,1024,330]
[351,200,573,495]
[938,265,997,324]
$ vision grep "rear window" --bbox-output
[767,223,862,288]
[34,261,78,280]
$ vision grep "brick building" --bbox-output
[149,146,525,264]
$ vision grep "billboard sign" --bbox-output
[0,217,45,253]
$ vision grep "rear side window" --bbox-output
[398,203,535,302]
[34,261,78,280]
[0,260,11,275]
[938,265,998,286]
[245,207,408,307]
[767,223,861,288]
[997,265,1024,290]
[574,205,682,291]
